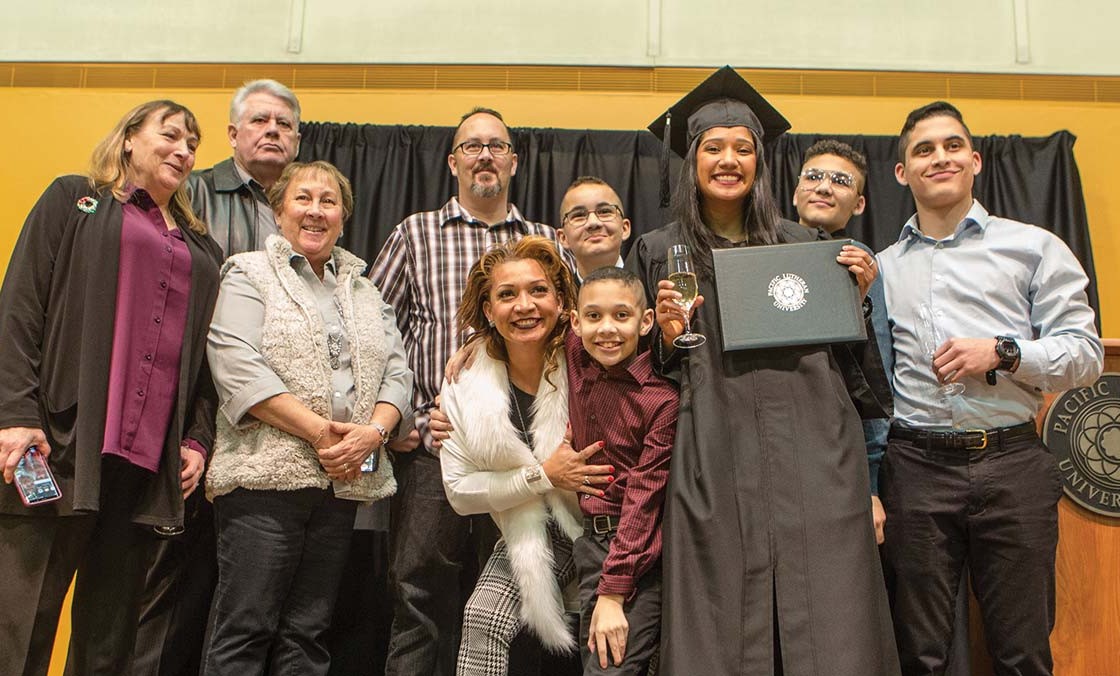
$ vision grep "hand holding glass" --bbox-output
[667,244,706,349]
[917,303,965,398]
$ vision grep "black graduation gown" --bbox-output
[625,221,899,676]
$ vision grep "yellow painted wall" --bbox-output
[2,87,1116,336]
[0,83,1114,676]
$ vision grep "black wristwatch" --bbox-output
[986,335,1021,385]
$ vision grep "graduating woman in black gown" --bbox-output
[626,67,900,676]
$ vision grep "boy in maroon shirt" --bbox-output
[567,266,678,674]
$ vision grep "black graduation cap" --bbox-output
[648,66,791,205]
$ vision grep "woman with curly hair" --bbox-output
[439,236,612,676]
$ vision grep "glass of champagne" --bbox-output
[667,244,706,349]
[917,303,965,398]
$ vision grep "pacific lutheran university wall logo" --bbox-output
[1043,373,1120,517]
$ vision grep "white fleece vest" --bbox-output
[206,235,395,501]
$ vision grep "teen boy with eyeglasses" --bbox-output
[557,176,632,283]
[792,139,892,545]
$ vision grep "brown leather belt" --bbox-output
[583,514,621,535]
[890,421,1036,451]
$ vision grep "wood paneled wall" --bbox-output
[970,339,1120,675]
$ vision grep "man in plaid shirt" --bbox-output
[369,107,568,676]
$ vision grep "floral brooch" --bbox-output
[76,196,98,214]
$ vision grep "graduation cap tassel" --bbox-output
[659,111,672,208]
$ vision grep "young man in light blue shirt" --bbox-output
[877,101,1102,676]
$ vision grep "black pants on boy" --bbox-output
[575,529,662,676]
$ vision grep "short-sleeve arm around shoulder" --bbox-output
[368,225,412,335]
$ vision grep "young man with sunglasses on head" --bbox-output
[794,139,892,546]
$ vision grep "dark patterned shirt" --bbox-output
[566,331,678,598]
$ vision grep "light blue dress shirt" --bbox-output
[878,200,1102,430]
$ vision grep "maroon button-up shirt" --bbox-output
[566,331,678,598]
[101,190,195,472]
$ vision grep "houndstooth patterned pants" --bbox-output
[456,519,576,676]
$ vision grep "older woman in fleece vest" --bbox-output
[201,161,413,676]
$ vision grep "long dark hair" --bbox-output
[672,129,783,278]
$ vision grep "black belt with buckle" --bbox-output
[890,421,1037,451]
[583,514,620,535]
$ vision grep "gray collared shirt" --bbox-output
[209,252,412,427]
[878,199,1102,429]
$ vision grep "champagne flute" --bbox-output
[917,303,965,398]
[667,244,706,349]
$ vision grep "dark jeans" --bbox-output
[134,489,217,676]
[575,531,661,676]
[325,530,394,676]
[385,451,497,676]
[0,457,155,676]
[880,432,1061,676]
[202,486,357,676]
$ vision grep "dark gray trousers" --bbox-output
[881,433,1061,676]
[0,457,154,676]
[385,451,497,676]
[133,490,217,676]
[575,531,661,676]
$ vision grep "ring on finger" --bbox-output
[582,475,591,486]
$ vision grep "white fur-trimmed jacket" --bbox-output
[440,348,582,651]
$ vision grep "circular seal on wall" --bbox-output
[767,273,809,312]
[1043,373,1120,518]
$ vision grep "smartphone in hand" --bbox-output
[14,446,62,506]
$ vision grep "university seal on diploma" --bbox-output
[767,273,809,312]
[1043,374,1120,517]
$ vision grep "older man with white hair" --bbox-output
[192,78,302,256]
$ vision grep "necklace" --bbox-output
[509,381,533,447]
[327,329,342,370]
[327,296,345,370]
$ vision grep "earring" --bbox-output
[488,319,495,328]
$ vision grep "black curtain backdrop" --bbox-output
[298,123,1098,320]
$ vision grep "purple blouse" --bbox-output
[100,190,195,472]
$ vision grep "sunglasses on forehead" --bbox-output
[798,168,856,190]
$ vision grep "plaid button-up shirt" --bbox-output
[369,197,569,454]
